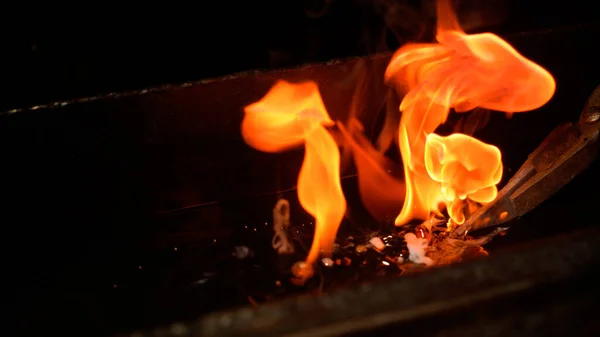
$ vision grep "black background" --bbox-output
[1,0,597,111]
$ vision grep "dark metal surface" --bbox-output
[453,84,600,237]
[112,227,600,337]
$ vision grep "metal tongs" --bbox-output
[451,85,600,238]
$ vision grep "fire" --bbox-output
[241,0,556,275]
[242,80,333,153]
[385,0,555,226]
[424,133,503,225]
[242,80,347,269]
[337,118,405,222]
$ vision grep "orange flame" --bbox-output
[242,80,334,153]
[424,133,502,224]
[385,0,556,226]
[337,118,405,222]
[242,80,347,265]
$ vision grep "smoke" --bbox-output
[454,0,509,33]
[359,0,509,53]
[304,0,336,18]
[373,0,430,47]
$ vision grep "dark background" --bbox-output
[2,0,597,111]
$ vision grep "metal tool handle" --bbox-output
[452,85,600,237]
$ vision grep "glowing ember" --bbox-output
[385,0,555,226]
[242,80,347,279]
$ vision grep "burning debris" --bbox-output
[404,233,433,266]
[368,236,386,252]
[316,219,508,276]
[291,261,315,286]
[240,0,557,283]
[321,257,334,267]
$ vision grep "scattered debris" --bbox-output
[428,227,508,265]
[355,245,367,253]
[283,215,502,287]
[369,237,386,251]
[404,232,434,266]
[272,199,295,254]
[291,261,314,286]
[191,272,218,286]
[384,256,396,264]
[322,257,334,267]
[247,296,259,308]
[341,236,356,249]
[233,246,253,259]
[414,225,431,242]
[192,278,210,286]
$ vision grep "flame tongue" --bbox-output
[242,80,334,153]
[299,125,346,263]
[386,0,556,226]
[337,118,405,222]
[242,80,346,269]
